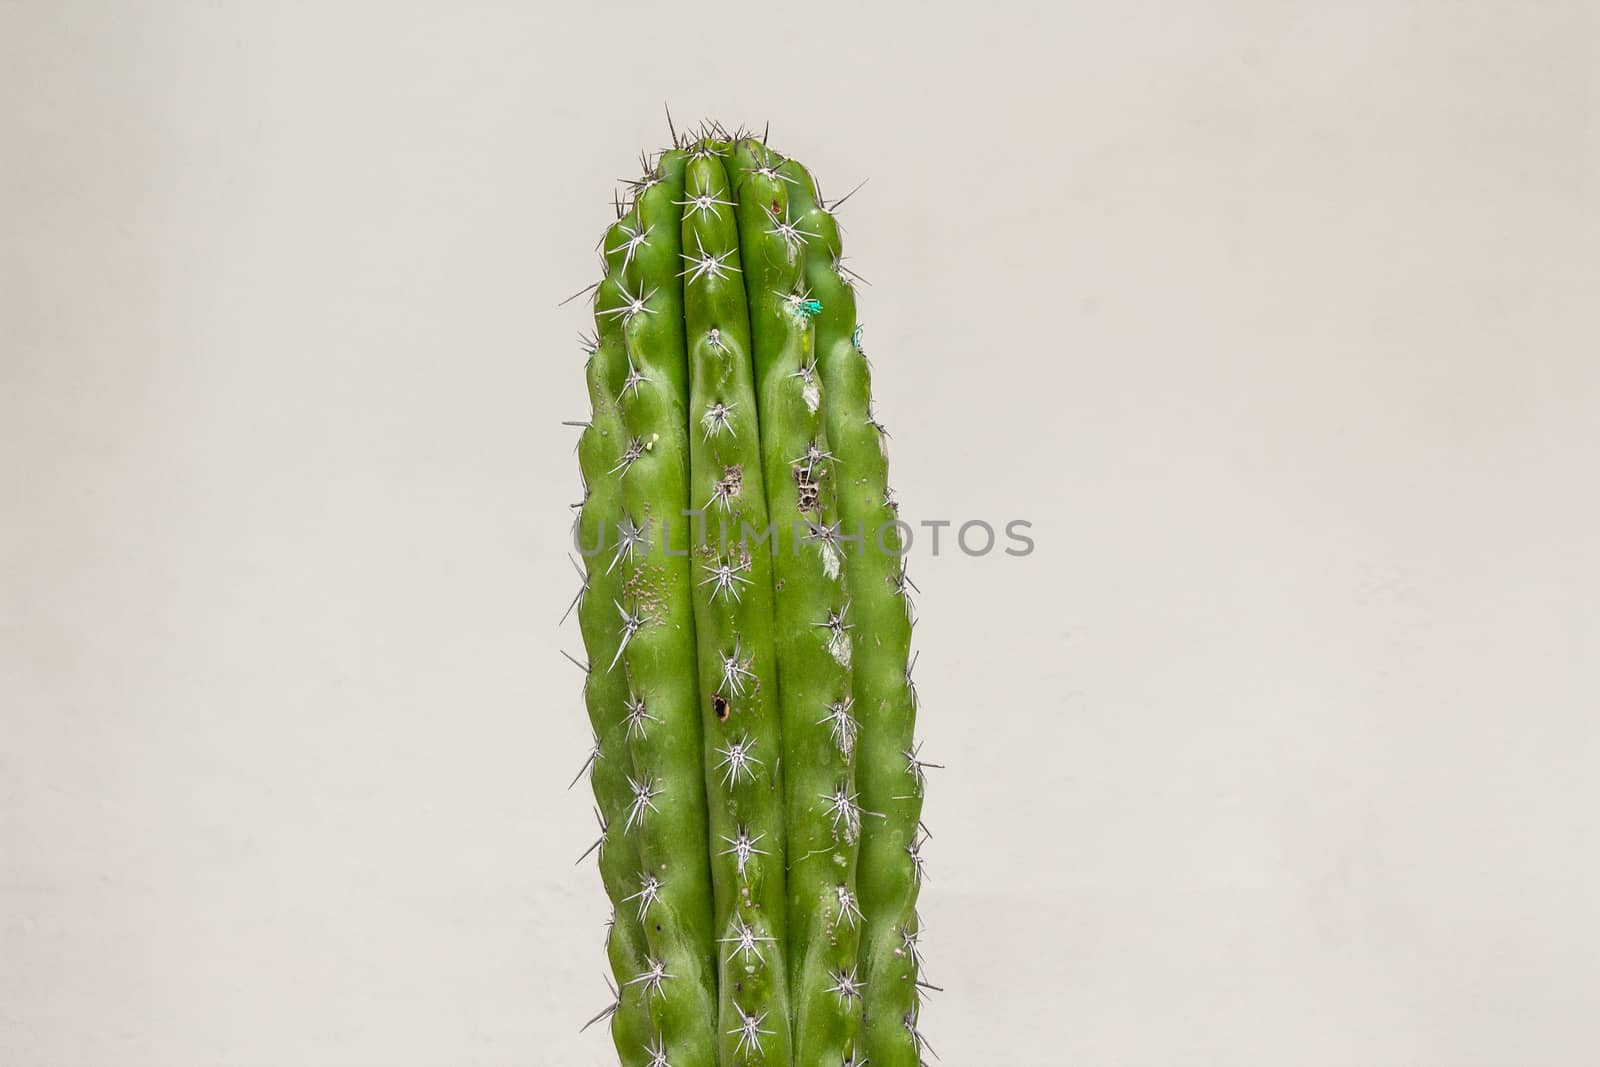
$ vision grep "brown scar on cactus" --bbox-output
[793,464,820,513]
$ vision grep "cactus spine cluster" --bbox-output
[570,124,930,1067]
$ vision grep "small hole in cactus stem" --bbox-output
[712,693,731,721]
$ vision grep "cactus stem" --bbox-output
[571,136,932,1060]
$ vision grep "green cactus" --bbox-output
[569,123,930,1067]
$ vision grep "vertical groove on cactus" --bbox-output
[569,123,929,1067]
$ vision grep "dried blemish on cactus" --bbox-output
[707,464,742,510]
[793,463,821,513]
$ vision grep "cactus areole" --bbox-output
[569,124,930,1066]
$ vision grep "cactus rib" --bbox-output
[597,150,720,1064]
[680,148,795,1064]
[727,140,863,1065]
[784,163,927,1067]
[575,334,656,1064]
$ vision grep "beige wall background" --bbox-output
[4,1,1597,1064]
